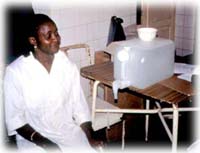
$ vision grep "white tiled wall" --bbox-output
[32,2,137,97]
[33,4,136,50]
[175,0,197,56]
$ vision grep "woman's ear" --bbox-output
[28,37,37,46]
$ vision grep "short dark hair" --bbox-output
[28,14,56,38]
[24,14,56,56]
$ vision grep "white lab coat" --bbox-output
[4,51,95,153]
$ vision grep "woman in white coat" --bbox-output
[4,14,102,153]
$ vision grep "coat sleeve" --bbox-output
[3,67,27,136]
[71,65,91,125]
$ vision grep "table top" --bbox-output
[81,61,195,104]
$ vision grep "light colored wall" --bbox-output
[32,2,137,97]
[175,0,197,56]
[32,4,136,51]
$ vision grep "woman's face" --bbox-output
[36,21,61,55]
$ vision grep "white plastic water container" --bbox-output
[106,38,175,99]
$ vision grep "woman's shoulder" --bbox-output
[7,56,25,70]
[56,50,78,72]
[6,53,33,72]
[56,50,68,59]
[56,50,76,66]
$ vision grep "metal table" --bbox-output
[81,61,198,152]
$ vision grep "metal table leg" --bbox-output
[172,104,179,153]
[145,99,150,141]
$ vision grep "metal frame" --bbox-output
[92,79,200,152]
[92,80,125,150]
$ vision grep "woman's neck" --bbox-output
[34,50,55,73]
